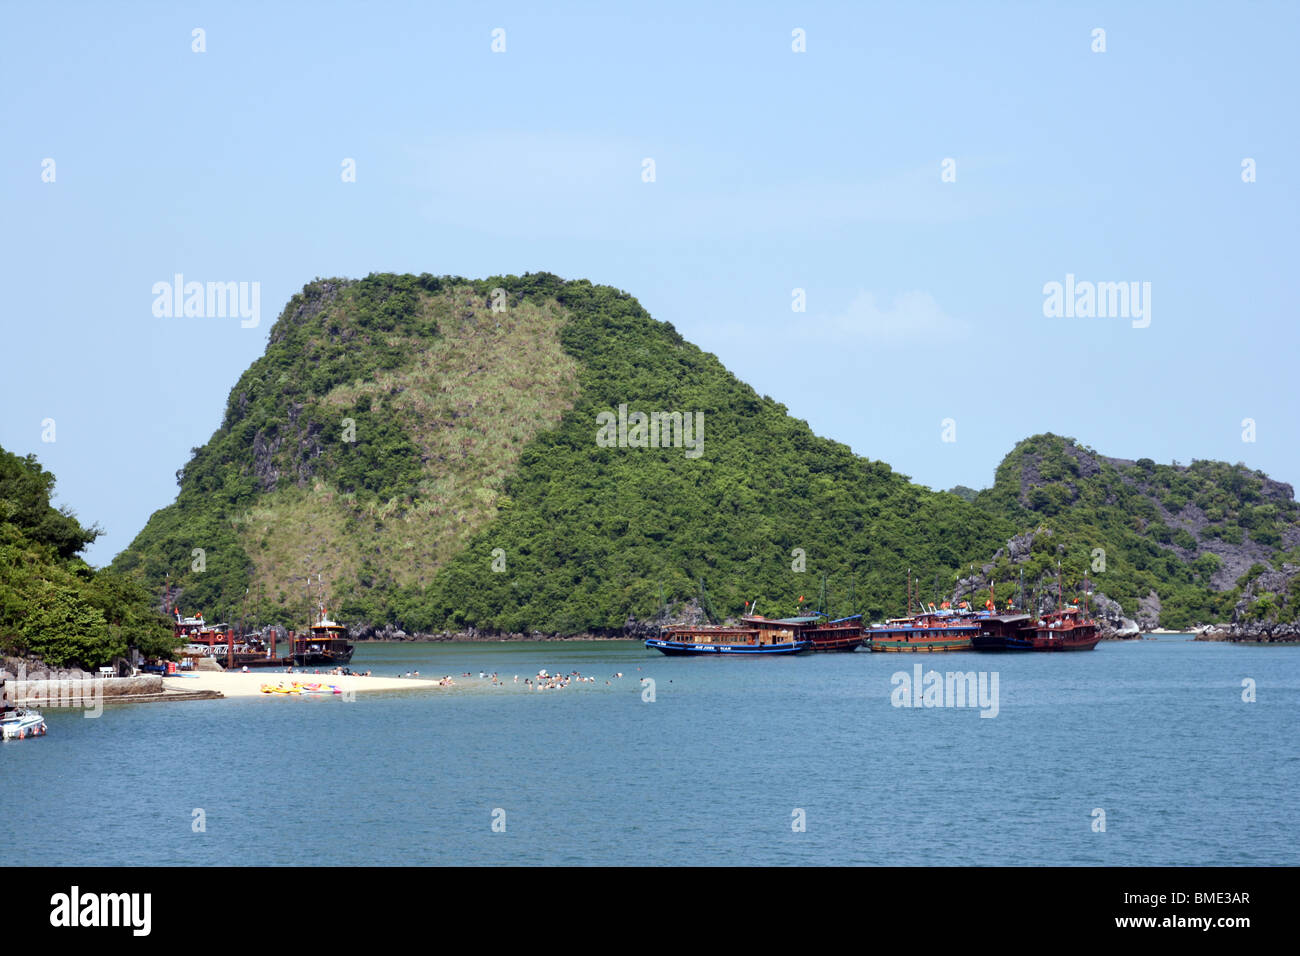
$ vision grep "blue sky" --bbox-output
[2,1,1297,566]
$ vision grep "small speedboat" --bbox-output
[1,708,47,740]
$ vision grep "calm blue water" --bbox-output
[3,637,1296,866]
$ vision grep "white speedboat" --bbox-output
[0,708,47,740]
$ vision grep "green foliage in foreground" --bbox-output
[0,447,176,668]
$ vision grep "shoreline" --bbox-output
[163,671,443,698]
[356,635,640,644]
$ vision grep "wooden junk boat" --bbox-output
[291,609,355,666]
[1025,605,1101,651]
[867,573,980,652]
[970,609,1101,651]
[646,613,813,656]
[868,606,980,652]
[645,604,867,656]
[971,566,1101,651]
[798,613,866,652]
[174,611,293,669]
[970,613,1036,651]
[171,603,358,669]
[1026,566,1102,650]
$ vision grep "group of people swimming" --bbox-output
[386,667,632,691]
[514,668,626,691]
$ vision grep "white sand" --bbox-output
[163,670,440,699]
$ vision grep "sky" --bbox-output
[2,1,1297,567]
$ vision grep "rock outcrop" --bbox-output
[1136,590,1162,631]
[1092,593,1142,639]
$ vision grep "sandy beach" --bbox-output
[163,671,439,699]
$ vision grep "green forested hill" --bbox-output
[111,273,1013,632]
[415,279,1014,632]
[108,274,1300,635]
[970,435,1300,628]
[0,446,174,667]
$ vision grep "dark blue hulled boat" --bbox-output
[969,613,1036,651]
[646,616,814,656]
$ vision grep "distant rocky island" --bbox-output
[6,273,1295,672]
[109,273,1298,645]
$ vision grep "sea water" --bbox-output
[2,637,1295,866]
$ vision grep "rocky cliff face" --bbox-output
[953,528,1139,638]
[1136,590,1162,631]
[1091,594,1142,639]
[973,434,1300,630]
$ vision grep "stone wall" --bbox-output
[3,675,164,706]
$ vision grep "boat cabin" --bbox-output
[741,615,820,645]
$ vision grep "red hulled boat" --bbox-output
[1026,605,1101,651]
[798,614,866,652]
